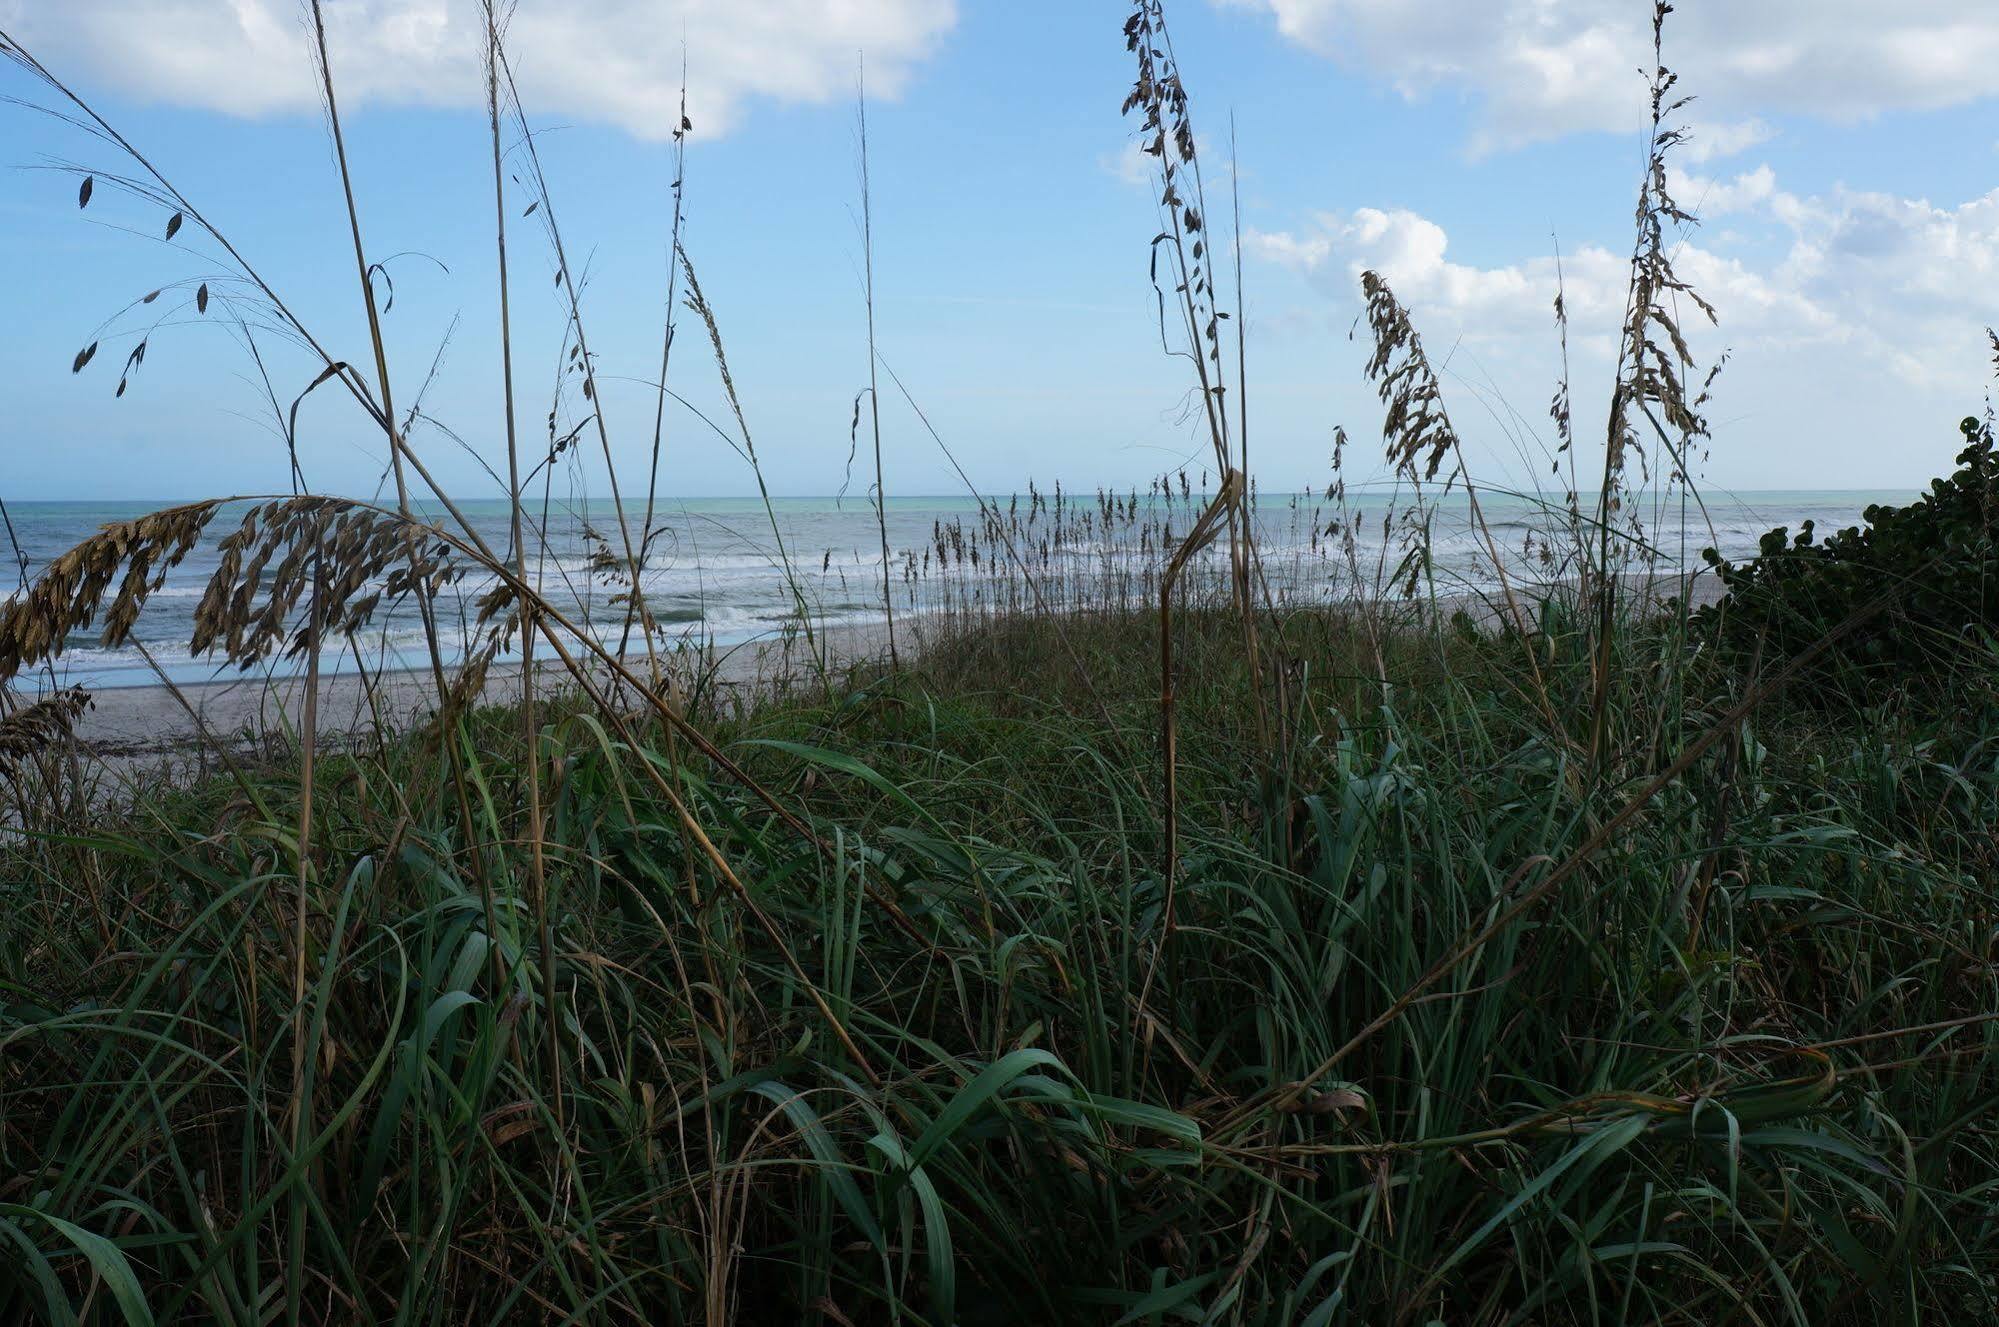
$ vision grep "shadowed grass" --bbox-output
[3,0,1997,1320]
[4,602,1996,1323]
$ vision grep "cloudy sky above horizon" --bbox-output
[2,0,1997,501]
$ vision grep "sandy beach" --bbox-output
[22,618,905,797]
[27,571,1719,792]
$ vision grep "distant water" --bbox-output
[0,488,1913,689]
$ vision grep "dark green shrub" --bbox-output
[1697,416,1999,688]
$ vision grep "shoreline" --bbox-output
[57,619,903,779]
[50,572,1724,766]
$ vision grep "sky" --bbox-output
[2,0,1997,503]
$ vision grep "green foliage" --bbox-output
[4,608,1998,1323]
[1699,416,1999,688]
[5,1,1998,1318]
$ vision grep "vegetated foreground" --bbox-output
[4,0,1999,1318]
[4,578,1997,1323]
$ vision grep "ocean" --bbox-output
[0,487,1914,690]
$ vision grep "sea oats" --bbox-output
[0,500,222,683]
[0,685,91,778]
[1361,271,1459,487]
[190,497,483,670]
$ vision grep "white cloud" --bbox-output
[1239,164,1999,477]
[1247,208,1772,349]
[1667,164,1783,218]
[0,0,956,139]
[1782,188,1999,368]
[1101,139,1155,187]
[1217,1,1999,151]
[1682,118,1775,165]
[1244,175,1999,486]
[1246,170,1999,394]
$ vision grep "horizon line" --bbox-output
[3,484,1918,505]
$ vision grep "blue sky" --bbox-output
[2,0,1998,502]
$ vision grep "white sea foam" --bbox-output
[6,489,1914,690]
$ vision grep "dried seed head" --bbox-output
[0,686,93,778]
[190,497,484,670]
[0,501,222,683]
[0,496,508,687]
[1360,271,1459,486]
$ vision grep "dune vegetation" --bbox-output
[2,2,1998,1323]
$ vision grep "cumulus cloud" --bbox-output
[1780,188,1999,384]
[1100,139,1155,187]
[1243,176,1999,488]
[0,0,957,139]
[1246,172,1999,394]
[1668,164,1783,219]
[1247,207,1816,352]
[1681,118,1775,165]
[1216,0,1999,151]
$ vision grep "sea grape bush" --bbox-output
[1699,415,1999,688]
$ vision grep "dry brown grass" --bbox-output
[0,501,221,683]
[0,685,91,779]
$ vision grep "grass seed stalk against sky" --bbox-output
[1,0,1998,499]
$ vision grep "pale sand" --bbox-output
[55,619,908,786]
[41,572,1718,788]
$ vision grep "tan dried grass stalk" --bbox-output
[1141,468,1243,1022]
[0,496,495,688]
[0,501,222,683]
[192,498,477,669]
[1360,271,1559,723]
[1361,270,1458,488]
[1589,0,1716,765]
[0,686,92,778]
[679,246,819,658]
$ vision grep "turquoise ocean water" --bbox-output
[0,488,1913,689]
